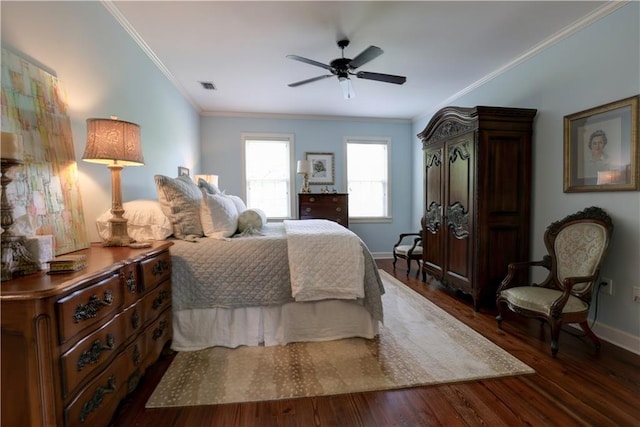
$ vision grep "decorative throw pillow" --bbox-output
[154,174,204,239]
[96,199,172,241]
[197,178,223,195]
[200,192,239,238]
[237,208,267,236]
[227,194,247,214]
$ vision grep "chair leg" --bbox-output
[392,253,397,270]
[406,258,411,275]
[579,321,602,350]
[549,319,561,357]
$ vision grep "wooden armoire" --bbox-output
[419,106,537,311]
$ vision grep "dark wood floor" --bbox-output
[110,259,640,426]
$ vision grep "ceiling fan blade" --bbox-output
[288,74,333,87]
[348,46,383,69]
[356,71,406,85]
[286,55,334,72]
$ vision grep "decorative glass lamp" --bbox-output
[1,131,39,280]
[297,160,311,193]
[83,117,144,246]
[194,174,219,187]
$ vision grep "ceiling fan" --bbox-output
[286,39,406,99]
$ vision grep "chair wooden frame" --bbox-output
[496,206,613,357]
[392,232,422,276]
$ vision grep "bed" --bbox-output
[169,220,385,350]
[103,175,386,350]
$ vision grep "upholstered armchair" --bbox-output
[496,206,613,357]
[393,232,423,276]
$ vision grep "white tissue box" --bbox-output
[24,235,54,270]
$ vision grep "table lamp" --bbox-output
[297,160,311,193]
[83,117,144,246]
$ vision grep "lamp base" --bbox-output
[103,217,134,247]
[1,235,40,281]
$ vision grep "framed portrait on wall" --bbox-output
[178,166,190,177]
[305,152,334,185]
[563,95,639,192]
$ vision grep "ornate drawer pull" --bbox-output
[73,291,113,323]
[131,308,140,329]
[79,374,116,422]
[132,344,141,366]
[151,259,170,277]
[152,290,170,310]
[336,207,342,212]
[336,219,342,223]
[127,370,141,394]
[152,320,169,341]
[305,208,311,213]
[77,334,115,371]
[332,197,338,202]
[123,271,136,294]
[309,197,315,202]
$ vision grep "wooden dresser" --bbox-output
[1,241,173,427]
[298,193,349,227]
[419,106,536,311]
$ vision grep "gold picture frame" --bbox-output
[563,95,639,192]
[305,152,335,185]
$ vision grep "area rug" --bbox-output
[146,271,534,408]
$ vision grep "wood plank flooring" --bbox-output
[109,259,640,426]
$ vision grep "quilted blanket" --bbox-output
[170,222,384,321]
[284,219,364,301]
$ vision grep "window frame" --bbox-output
[344,136,392,224]
[241,132,296,220]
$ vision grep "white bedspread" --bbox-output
[284,219,365,301]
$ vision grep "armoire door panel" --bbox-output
[446,231,471,284]
[485,135,525,215]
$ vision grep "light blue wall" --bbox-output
[200,115,414,252]
[1,1,201,242]
[412,3,640,341]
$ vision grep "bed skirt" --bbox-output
[172,300,379,350]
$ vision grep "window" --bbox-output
[242,133,294,219]
[346,137,390,220]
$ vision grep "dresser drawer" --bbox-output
[142,279,171,326]
[64,352,128,427]
[140,251,171,292]
[60,313,127,398]
[56,273,124,344]
[145,308,172,366]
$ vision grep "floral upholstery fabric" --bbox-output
[501,287,588,315]
[554,223,608,293]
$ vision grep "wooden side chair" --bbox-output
[496,206,613,357]
[392,232,423,276]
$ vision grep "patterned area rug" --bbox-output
[146,271,533,407]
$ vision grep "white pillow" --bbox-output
[227,194,247,214]
[96,199,172,241]
[154,174,204,239]
[237,208,267,235]
[200,192,239,238]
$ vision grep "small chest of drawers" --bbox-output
[1,241,173,427]
[298,193,349,227]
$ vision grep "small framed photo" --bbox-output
[305,152,334,185]
[563,95,639,192]
[178,166,190,177]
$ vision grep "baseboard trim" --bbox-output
[573,322,640,356]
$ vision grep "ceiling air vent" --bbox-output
[199,81,216,90]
